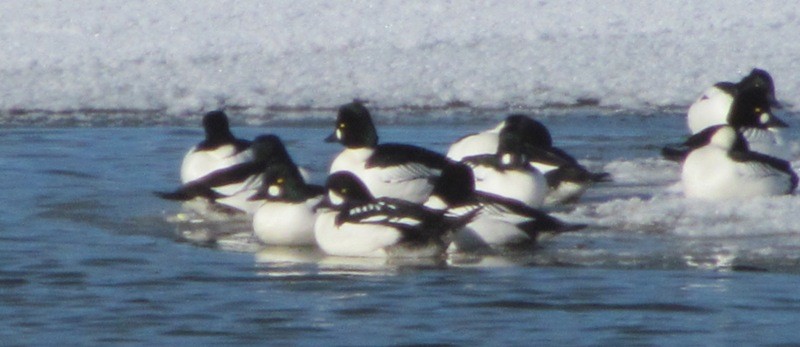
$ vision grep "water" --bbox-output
[3,110,800,345]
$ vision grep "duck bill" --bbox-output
[324,131,338,143]
[768,94,783,109]
[764,113,789,128]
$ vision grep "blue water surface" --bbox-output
[2,111,800,345]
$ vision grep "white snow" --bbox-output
[2,1,800,115]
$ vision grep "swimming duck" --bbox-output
[681,125,797,199]
[249,162,324,246]
[314,171,474,258]
[326,102,451,203]
[424,163,585,252]
[665,85,791,162]
[460,123,548,208]
[447,114,608,204]
[687,68,784,134]
[158,134,304,214]
[181,110,252,184]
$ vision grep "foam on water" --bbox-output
[2,1,800,122]
[563,154,800,238]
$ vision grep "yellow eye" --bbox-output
[339,123,346,129]
[754,107,762,113]
[277,177,284,184]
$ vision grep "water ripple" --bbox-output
[460,300,713,314]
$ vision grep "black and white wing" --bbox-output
[336,198,432,229]
[155,161,261,201]
[367,144,450,182]
[729,150,798,192]
[475,192,586,237]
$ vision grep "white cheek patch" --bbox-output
[336,128,342,140]
[501,153,513,166]
[329,191,344,206]
[759,113,770,125]
[268,185,281,197]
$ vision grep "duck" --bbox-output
[314,171,474,258]
[424,163,585,253]
[447,114,552,162]
[249,162,324,246]
[687,68,784,134]
[681,125,797,199]
[459,124,548,208]
[665,85,791,162]
[157,134,304,214]
[447,114,608,204]
[180,110,252,184]
[326,101,451,203]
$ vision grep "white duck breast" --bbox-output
[212,174,264,214]
[330,145,446,204]
[687,85,735,134]
[181,145,252,184]
[251,159,324,245]
[181,110,251,184]
[314,210,407,258]
[682,126,797,199]
[446,125,502,162]
[329,147,375,174]
[452,216,533,252]
[448,195,579,252]
[682,149,795,198]
[316,172,456,258]
[469,162,547,208]
[314,206,446,259]
[253,196,322,246]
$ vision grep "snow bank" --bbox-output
[1,1,799,116]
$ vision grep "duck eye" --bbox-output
[339,123,346,129]
[277,177,284,184]
[754,107,762,113]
